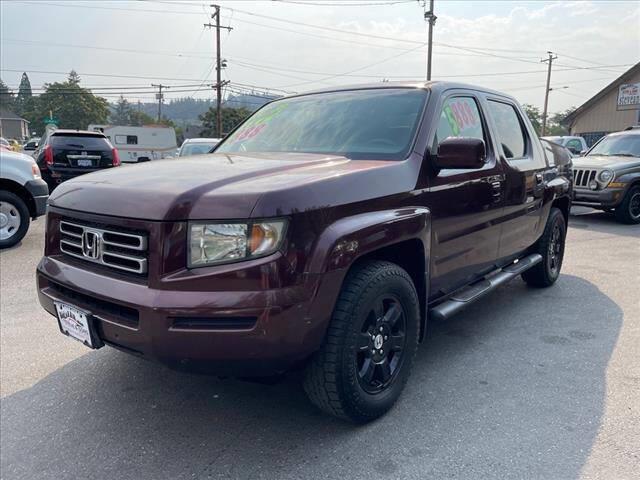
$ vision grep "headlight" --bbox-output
[189,219,287,267]
[598,169,614,185]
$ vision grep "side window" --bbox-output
[115,135,137,145]
[487,100,527,159]
[565,139,581,154]
[434,96,484,150]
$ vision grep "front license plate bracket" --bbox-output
[54,301,104,349]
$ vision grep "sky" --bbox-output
[1,0,639,114]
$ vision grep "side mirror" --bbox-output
[579,149,587,156]
[434,137,486,170]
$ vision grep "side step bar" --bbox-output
[429,253,543,321]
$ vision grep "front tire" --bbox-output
[0,191,30,249]
[303,261,420,423]
[522,207,566,288]
[614,186,640,224]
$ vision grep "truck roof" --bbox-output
[294,80,516,102]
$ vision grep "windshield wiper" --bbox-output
[610,153,639,157]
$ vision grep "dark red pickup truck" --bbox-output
[37,82,573,422]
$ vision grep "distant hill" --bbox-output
[114,93,280,126]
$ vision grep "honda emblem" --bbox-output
[81,230,101,259]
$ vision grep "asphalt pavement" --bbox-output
[1,207,638,480]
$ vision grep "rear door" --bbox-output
[49,133,115,171]
[426,92,505,298]
[484,98,547,260]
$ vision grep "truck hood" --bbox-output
[573,155,640,170]
[49,152,417,220]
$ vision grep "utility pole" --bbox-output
[424,0,436,81]
[541,51,558,136]
[151,84,169,123]
[205,5,232,137]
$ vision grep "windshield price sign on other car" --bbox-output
[617,82,640,111]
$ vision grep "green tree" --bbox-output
[0,79,16,112]
[37,70,109,130]
[199,106,251,137]
[128,109,156,126]
[522,104,542,135]
[16,72,32,114]
[111,95,133,125]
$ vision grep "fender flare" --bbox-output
[301,207,432,347]
[306,207,431,275]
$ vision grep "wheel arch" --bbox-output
[351,238,428,341]
[306,207,431,343]
[552,194,570,226]
[0,179,36,218]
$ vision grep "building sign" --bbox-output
[617,82,640,111]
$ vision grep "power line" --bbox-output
[272,0,415,5]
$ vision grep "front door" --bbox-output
[424,94,505,299]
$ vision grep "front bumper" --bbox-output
[36,256,343,376]
[24,179,49,217]
[572,187,625,208]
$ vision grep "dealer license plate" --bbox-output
[54,301,95,348]
[77,159,93,167]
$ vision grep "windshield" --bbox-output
[216,88,428,160]
[588,134,640,157]
[180,143,217,156]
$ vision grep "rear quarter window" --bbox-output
[49,134,111,149]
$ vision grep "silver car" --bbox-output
[0,150,49,248]
[178,137,222,157]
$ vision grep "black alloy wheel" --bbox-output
[356,295,407,394]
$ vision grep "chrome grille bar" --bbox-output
[59,221,148,275]
[573,168,599,188]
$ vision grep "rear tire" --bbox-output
[522,207,566,288]
[303,261,420,423]
[614,186,640,224]
[0,191,30,249]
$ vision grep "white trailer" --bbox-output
[87,125,177,163]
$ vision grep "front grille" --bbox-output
[59,220,148,275]
[573,168,598,188]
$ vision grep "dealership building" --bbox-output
[564,62,640,146]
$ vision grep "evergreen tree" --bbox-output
[111,95,133,125]
[68,70,81,86]
[16,72,32,113]
[0,79,16,112]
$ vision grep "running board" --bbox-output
[429,253,543,321]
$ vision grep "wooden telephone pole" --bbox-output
[541,51,558,136]
[151,84,169,123]
[204,5,232,137]
[424,0,436,81]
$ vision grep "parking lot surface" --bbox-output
[1,208,638,480]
